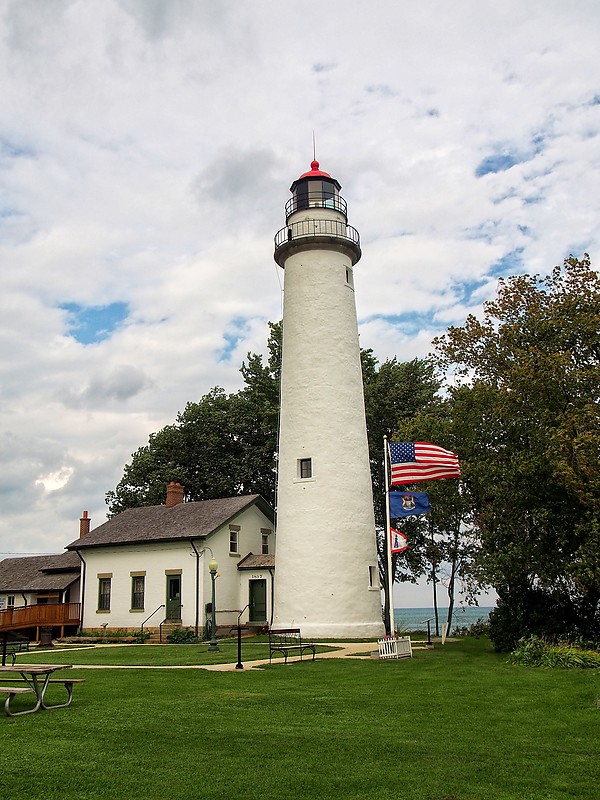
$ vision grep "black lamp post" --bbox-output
[208,558,219,652]
[235,604,250,670]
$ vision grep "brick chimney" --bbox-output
[166,482,185,508]
[80,510,91,537]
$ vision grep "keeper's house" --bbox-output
[64,484,275,636]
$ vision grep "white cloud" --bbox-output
[1,1,599,606]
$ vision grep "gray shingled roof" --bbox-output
[66,495,274,550]
[0,552,81,592]
[237,553,275,570]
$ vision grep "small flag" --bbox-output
[389,441,460,484]
[390,528,408,553]
[389,491,431,518]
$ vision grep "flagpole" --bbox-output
[383,435,395,636]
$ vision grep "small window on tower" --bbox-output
[369,565,378,588]
[345,268,354,288]
[299,458,312,479]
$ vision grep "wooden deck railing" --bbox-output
[0,603,81,632]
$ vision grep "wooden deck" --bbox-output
[0,603,80,633]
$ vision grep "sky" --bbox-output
[1,1,599,609]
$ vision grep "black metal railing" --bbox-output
[139,604,164,643]
[274,218,360,251]
[285,193,347,219]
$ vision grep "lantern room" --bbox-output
[285,160,347,220]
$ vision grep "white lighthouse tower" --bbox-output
[272,160,385,639]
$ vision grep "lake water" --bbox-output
[394,606,494,633]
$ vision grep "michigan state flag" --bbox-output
[389,491,431,518]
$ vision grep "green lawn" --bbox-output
[1,638,598,800]
[11,639,338,666]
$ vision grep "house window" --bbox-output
[262,532,269,555]
[7,595,15,609]
[131,576,145,610]
[98,578,111,611]
[229,530,239,554]
[299,458,312,479]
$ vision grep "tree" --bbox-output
[361,353,441,630]
[399,400,485,635]
[433,254,600,648]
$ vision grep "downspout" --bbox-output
[190,540,201,637]
[268,567,275,626]
[75,550,86,633]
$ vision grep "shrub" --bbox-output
[511,635,600,669]
[167,627,198,644]
[488,585,598,652]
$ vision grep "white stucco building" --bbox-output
[65,485,275,636]
[272,161,385,638]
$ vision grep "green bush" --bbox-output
[167,627,198,644]
[511,635,600,669]
[488,585,597,652]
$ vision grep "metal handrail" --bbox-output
[285,193,347,219]
[274,219,360,250]
[139,604,164,643]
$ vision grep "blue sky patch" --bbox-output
[489,249,524,277]
[60,301,129,345]
[475,152,522,177]
[217,316,250,362]
[476,134,546,178]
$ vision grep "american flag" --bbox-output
[389,441,460,485]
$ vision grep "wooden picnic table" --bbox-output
[0,663,80,717]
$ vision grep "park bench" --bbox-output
[1,636,30,666]
[268,628,316,664]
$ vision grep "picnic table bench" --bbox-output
[268,628,316,664]
[1,636,30,666]
[0,664,84,717]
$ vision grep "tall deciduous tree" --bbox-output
[400,402,485,634]
[433,254,600,648]
[361,353,440,630]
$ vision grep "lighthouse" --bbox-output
[272,160,385,638]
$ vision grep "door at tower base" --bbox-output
[272,160,385,639]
